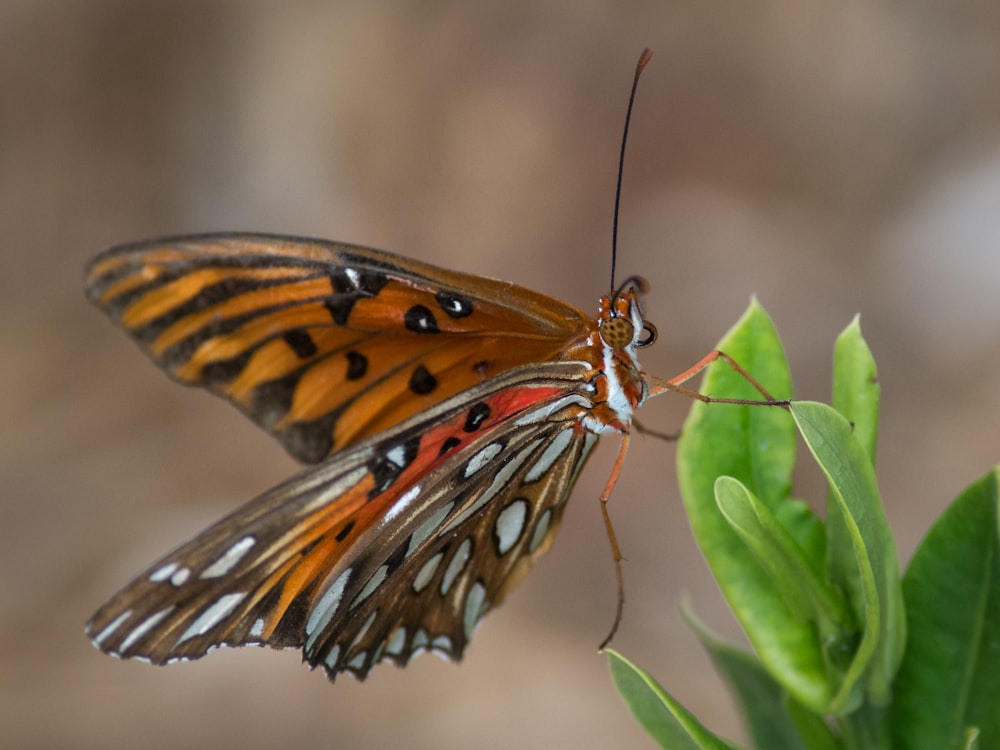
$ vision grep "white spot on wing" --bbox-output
[175,594,244,646]
[384,484,422,526]
[385,627,407,656]
[169,567,191,586]
[411,628,429,656]
[149,562,177,582]
[119,606,175,653]
[349,611,378,650]
[440,539,472,595]
[385,444,407,467]
[494,500,528,554]
[463,442,503,478]
[344,267,361,289]
[405,502,453,558]
[431,635,452,654]
[305,568,352,650]
[323,643,341,669]
[303,466,369,513]
[347,651,367,670]
[201,535,256,579]
[570,433,599,483]
[529,509,553,552]
[514,394,591,426]
[463,581,488,638]
[250,618,265,638]
[351,565,388,608]
[412,552,443,593]
[443,438,542,534]
[92,610,132,646]
[524,429,574,483]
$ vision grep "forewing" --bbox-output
[85,233,590,462]
[86,362,598,680]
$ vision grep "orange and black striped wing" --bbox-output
[85,233,591,463]
[85,362,598,680]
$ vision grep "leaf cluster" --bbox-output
[608,301,999,750]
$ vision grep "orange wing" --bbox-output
[86,233,593,462]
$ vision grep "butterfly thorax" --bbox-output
[566,287,653,436]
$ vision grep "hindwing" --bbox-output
[86,362,599,680]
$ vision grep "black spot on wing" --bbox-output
[382,537,409,575]
[439,436,461,456]
[300,538,321,556]
[463,402,491,432]
[283,330,318,358]
[324,268,389,326]
[200,350,252,384]
[324,297,354,326]
[281,411,338,463]
[435,290,473,319]
[329,267,389,296]
[335,520,355,542]
[404,305,439,334]
[345,351,368,380]
[367,435,421,497]
[408,365,437,395]
[251,371,301,427]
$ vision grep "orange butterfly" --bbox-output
[84,52,785,681]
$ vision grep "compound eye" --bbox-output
[636,321,657,348]
[599,316,635,350]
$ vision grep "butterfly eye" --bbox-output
[599,315,635,350]
[636,321,657,348]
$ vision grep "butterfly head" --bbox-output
[598,276,658,353]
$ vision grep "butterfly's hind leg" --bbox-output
[596,430,632,651]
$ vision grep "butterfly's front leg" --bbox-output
[647,350,790,408]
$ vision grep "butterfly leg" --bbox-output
[632,419,679,442]
[647,350,790,407]
[597,430,631,651]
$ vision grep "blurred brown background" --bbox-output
[3,2,999,748]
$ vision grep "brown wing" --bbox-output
[85,233,592,462]
[85,362,599,681]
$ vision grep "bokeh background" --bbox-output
[3,2,999,748]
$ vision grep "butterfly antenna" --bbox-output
[610,48,652,291]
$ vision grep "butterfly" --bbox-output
[84,232,783,681]
[84,51,786,682]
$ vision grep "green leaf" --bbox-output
[774,498,827,576]
[677,302,833,711]
[791,401,905,713]
[826,317,881,694]
[830,315,880,464]
[606,650,736,750]
[677,299,796,510]
[715,477,849,641]
[683,603,815,750]
[889,468,1000,750]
